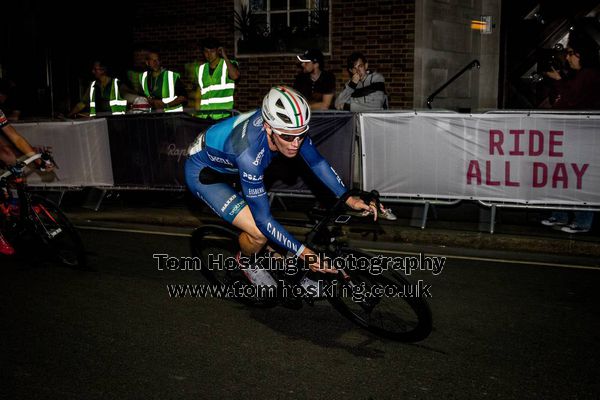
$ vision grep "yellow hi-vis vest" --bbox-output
[195,59,236,119]
[140,70,183,112]
[89,78,127,116]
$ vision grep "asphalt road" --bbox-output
[1,228,599,399]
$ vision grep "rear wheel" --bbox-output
[27,195,86,269]
[327,249,433,342]
[191,225,277,308]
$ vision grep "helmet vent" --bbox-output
[276,112,292,124]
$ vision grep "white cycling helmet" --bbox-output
[261,86,311,133]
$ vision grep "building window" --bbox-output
[234,0,330,56]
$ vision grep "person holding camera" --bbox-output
[335,52,388,111]
[544,35,600,109]
[193,37,240,120]
[540,32,600,234]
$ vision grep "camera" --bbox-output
[536,43,565,73]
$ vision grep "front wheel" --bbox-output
[327,249,433,342]
[27,195,87,269]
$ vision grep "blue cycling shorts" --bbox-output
[185,157,247,223]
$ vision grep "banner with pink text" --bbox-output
[359,112,600,205]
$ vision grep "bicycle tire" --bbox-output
[26,195,87,269]
[327,248,433,342]
[190,224,277,308]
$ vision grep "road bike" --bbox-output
[191,189,433,342]
[0,153,86,268]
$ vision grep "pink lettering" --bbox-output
[466,160,482,185]
[571,163,589,190]
[549,131,564,157]
[533,162,547,188]
[489,130,504,155]
[552,163,568,188]
[528,130,544,156]
[509,130,525,156]
[504,161,519,187]
[485,161,500,186]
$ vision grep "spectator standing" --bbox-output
[294,49,336,110]
[541,32,600,233]
[67,61,127,118]
[139,51,186,113]
[335,52,388,111]
[193,38,240,120]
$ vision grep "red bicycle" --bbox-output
[1,153,86,268]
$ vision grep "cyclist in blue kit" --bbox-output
[185,86,378,274]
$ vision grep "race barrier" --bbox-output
[14,119,114,187]
[104,111,354,192]
[359,111,600,206]
[105,113,213,188]
[12,111,354,195]
[12,111,599,215]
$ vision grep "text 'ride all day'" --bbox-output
[466,129,589,189]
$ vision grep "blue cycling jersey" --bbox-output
[186,109,347,256]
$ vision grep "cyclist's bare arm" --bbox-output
[1,124,36,158]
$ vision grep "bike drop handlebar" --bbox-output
[0,153,54,184]
[306,189,382,245]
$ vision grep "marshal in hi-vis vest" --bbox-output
[89,78,127,117]
[140,70,184,113]
[195,59,236,119]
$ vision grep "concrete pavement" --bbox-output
[62,194,600,260]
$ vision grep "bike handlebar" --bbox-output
[0,152,53,183]
[334,189,381,213]
[306,189,382,245]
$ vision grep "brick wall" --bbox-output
[131,0,415,111]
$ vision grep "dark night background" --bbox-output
[3,1,135,118]
[3,1,600,117]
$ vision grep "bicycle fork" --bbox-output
[336,268,379,313]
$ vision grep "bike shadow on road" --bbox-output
[244,303,387,358]
[243,302,446,357]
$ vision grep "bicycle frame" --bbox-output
[1,153,86,268]
[1,154,44,224]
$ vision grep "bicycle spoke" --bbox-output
[327,250,432,342]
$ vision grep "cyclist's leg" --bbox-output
[184,158,267,255]
[231,207,266,255]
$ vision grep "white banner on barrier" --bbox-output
[13,119,114,187]
[360,112,600,205]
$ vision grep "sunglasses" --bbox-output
[272,126,309,142]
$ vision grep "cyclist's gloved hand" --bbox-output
[345,195,379,221]
[38,152,56,172]
[39,159,55,172]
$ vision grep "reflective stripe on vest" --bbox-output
[141,70,183,112]
[196,59,235,119]
[89,78,127,117]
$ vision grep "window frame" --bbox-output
[234,0,331,58]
